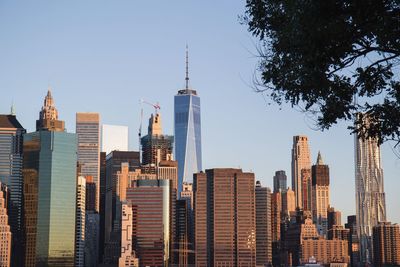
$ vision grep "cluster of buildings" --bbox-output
[0,56,399,267]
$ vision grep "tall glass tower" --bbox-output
[354,114,386,265]
[174,47,202,196]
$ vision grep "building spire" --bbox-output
[10,100,15,116]
[185,44,189,89]
[316,151,324,165]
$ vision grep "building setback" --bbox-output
[194,168,256,267]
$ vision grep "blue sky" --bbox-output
[1,1,399,223]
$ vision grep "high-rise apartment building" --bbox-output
[76,112,100,211]
[291,135,311,208]
[312,152,330,237]
[273,170,287,193]
[23,91,77,266]
[194,168,256,267]
[0,113,25,266]
[75,176,86,267]
[373,222,400,267]
[0,182,11,267]
[141,112,173,174]
[174,48,202,196]
[354,114,386,264]
[101,124,129,154]
[126,179,172,267]
[255,181,272,266]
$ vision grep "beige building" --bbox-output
[291,135,311,208]
[118,202,139,267]
[281,187,296,215]
[301,239,349,265]
[0,185,11,267]
[312,152,330,237]
[75,176,86,267]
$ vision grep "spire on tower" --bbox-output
[10,101,15,116]
[316,151,324,165]
[185,44,189,89]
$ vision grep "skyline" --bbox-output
[1,0,399,226]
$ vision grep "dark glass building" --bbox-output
[273,170,287,193]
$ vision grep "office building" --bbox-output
[345,215,360,267]
[291,135,311,208]
[101,124,128,154]
[174,48,202,196]
[118,202,139,267]
[301,239,349,265]
[85,211,99,267]
[0,113,25,266]
[75,176,86,267]
[281,187,296,215]
[141,112,173,174]
[373,222,400,266]
[194,168,256,266]
[99,151,107,262]
[23,91,77,266]
[76,112,100,211]
[86,176,96,212]
[273,170,287,193]
[0,182,11,267]
[127,179,171,267]
[354,114,386,264]
[312,152,330,237]
[301,168,312,211]
[328,225,350,241]
[255,181,272,266]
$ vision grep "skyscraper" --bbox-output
[372,222,400,266]
[126,179,171,267]
[76,112,100,211]
[23,90,77,266]
[194,168,256,266]
[273,170,287,193]
[75,176,86,267]
[312,152,330,237]
[174,48,202,196]
[101,124,129,154]
[354,114,386,264]
[141,112,173,173]
[0,113,25,266]
[345,215,360,267]
[118,202,139,267]
[255,181,272,266]
[0,182,11,267]
[291,135,311,208]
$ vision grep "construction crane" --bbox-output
[138,99,161,159]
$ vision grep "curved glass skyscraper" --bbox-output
[174,49,202,196]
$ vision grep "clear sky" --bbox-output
[1,1,399,223]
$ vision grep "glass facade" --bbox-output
[126,179,170,267]
[174,90,202,196]
[24,131,77,266]
[0,115,25,266]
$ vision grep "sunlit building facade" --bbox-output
[0,183,11,267]
[354,114,386,264]
[76,112,100,211]
[292,135,311,208]
[174,50,202,196]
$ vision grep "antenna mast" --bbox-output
[185,45,189,89]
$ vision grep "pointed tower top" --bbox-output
[316,151,324,165]
[10,101,15,116]
[47,87,52,98]
[185,44,189,89]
